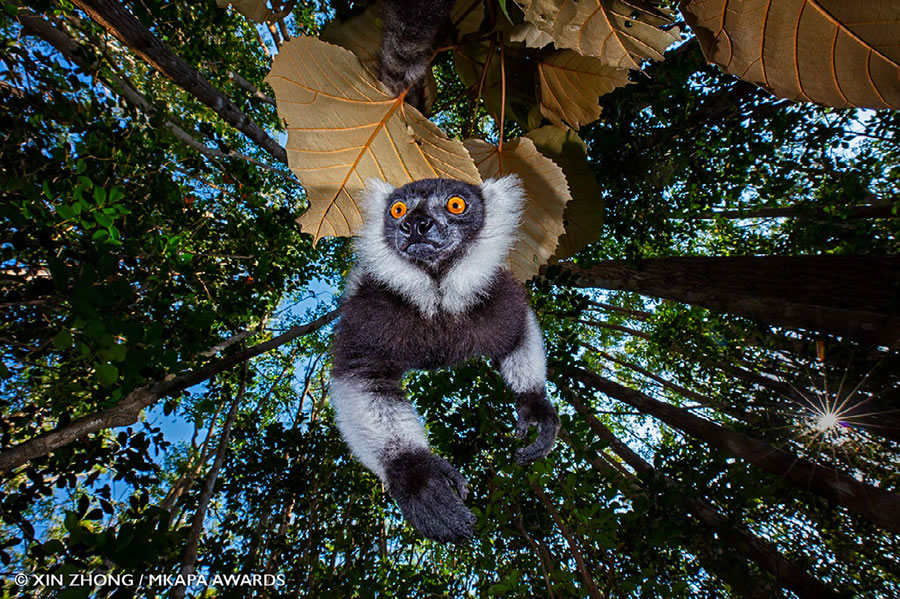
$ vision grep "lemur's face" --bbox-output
[382,179,485,274]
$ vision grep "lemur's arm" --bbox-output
[329,291,476,543]
[499,309,560,465]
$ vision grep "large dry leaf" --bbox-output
[319,6,382,74]
[509,23,554,48]
[680,0,900,109]
[526,126,604,260]
[216,0,273,22]
[266,36,480,244]
[514,0,681,69]
[464,137,571,280]
[538,50,630,128]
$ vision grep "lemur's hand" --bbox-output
[385,448,476,543]
[514,393,560,466]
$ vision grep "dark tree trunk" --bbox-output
[562,399,837,599]
[552,255,900,347]
[697,197,897,220]
[563,366,900,534]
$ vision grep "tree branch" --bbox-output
[16,10,295,180]
[172,359,248,599]
[0,309,339,474]
[68,0,288,164]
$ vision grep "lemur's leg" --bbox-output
[329,374,476,542]
[499,310,560,465]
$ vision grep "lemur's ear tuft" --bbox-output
[480,175,526,220]
[362,179,396,221]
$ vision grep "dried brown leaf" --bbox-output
[266,36,480,244]
[538,50,630,128]
[514,0,681,68]
[319,5,382,74]
[509,22,554,48]
[464,137,571,281]
[680,0,900,109]
[526,126,604,260]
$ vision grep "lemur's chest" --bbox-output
[334,272,530,376]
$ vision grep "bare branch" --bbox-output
[172,359,248,599]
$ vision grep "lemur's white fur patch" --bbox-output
[352,176,525,318]
[500,310,547,394]
[330,375,429,480]
[441,176,525,314]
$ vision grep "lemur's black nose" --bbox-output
[400,213,434,237]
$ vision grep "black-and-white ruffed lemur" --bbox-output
[330,177,560,543]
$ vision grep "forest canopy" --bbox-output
[1,0,899,597]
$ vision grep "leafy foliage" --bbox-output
[1,1,898,598]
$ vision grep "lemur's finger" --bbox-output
[515,415,530,439]
[436,457,469,500]
[513,412,560,465]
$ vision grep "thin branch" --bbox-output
[69,0,288,164]
[225,69,277,106]
[574,319,650,340]
[529,481,603,599]
[172,359,248,599]
[16,11,295,180]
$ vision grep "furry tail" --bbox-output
[378,0,456,114]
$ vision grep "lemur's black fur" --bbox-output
[379,0,456,113]
[329,177,559,543]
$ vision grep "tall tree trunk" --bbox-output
[695,197,897,220]
[563,366,900,533]
[68,0,288,164]
[562,397,838,599]
[552,256,900,347]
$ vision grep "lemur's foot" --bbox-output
[384,448,476,543]
[514,392,560,466]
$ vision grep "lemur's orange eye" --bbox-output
[390,201,407,219]
[447,196,466,214]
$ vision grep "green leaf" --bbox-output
[47,256,68,292]
[57,204,74,220]
[91,229,109,242]
[53,330,74,350]
[42,539,65,555]
[93,186,106,204]
[497,0,512,23]
[94,212,113,227]
[94,363,118,387]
